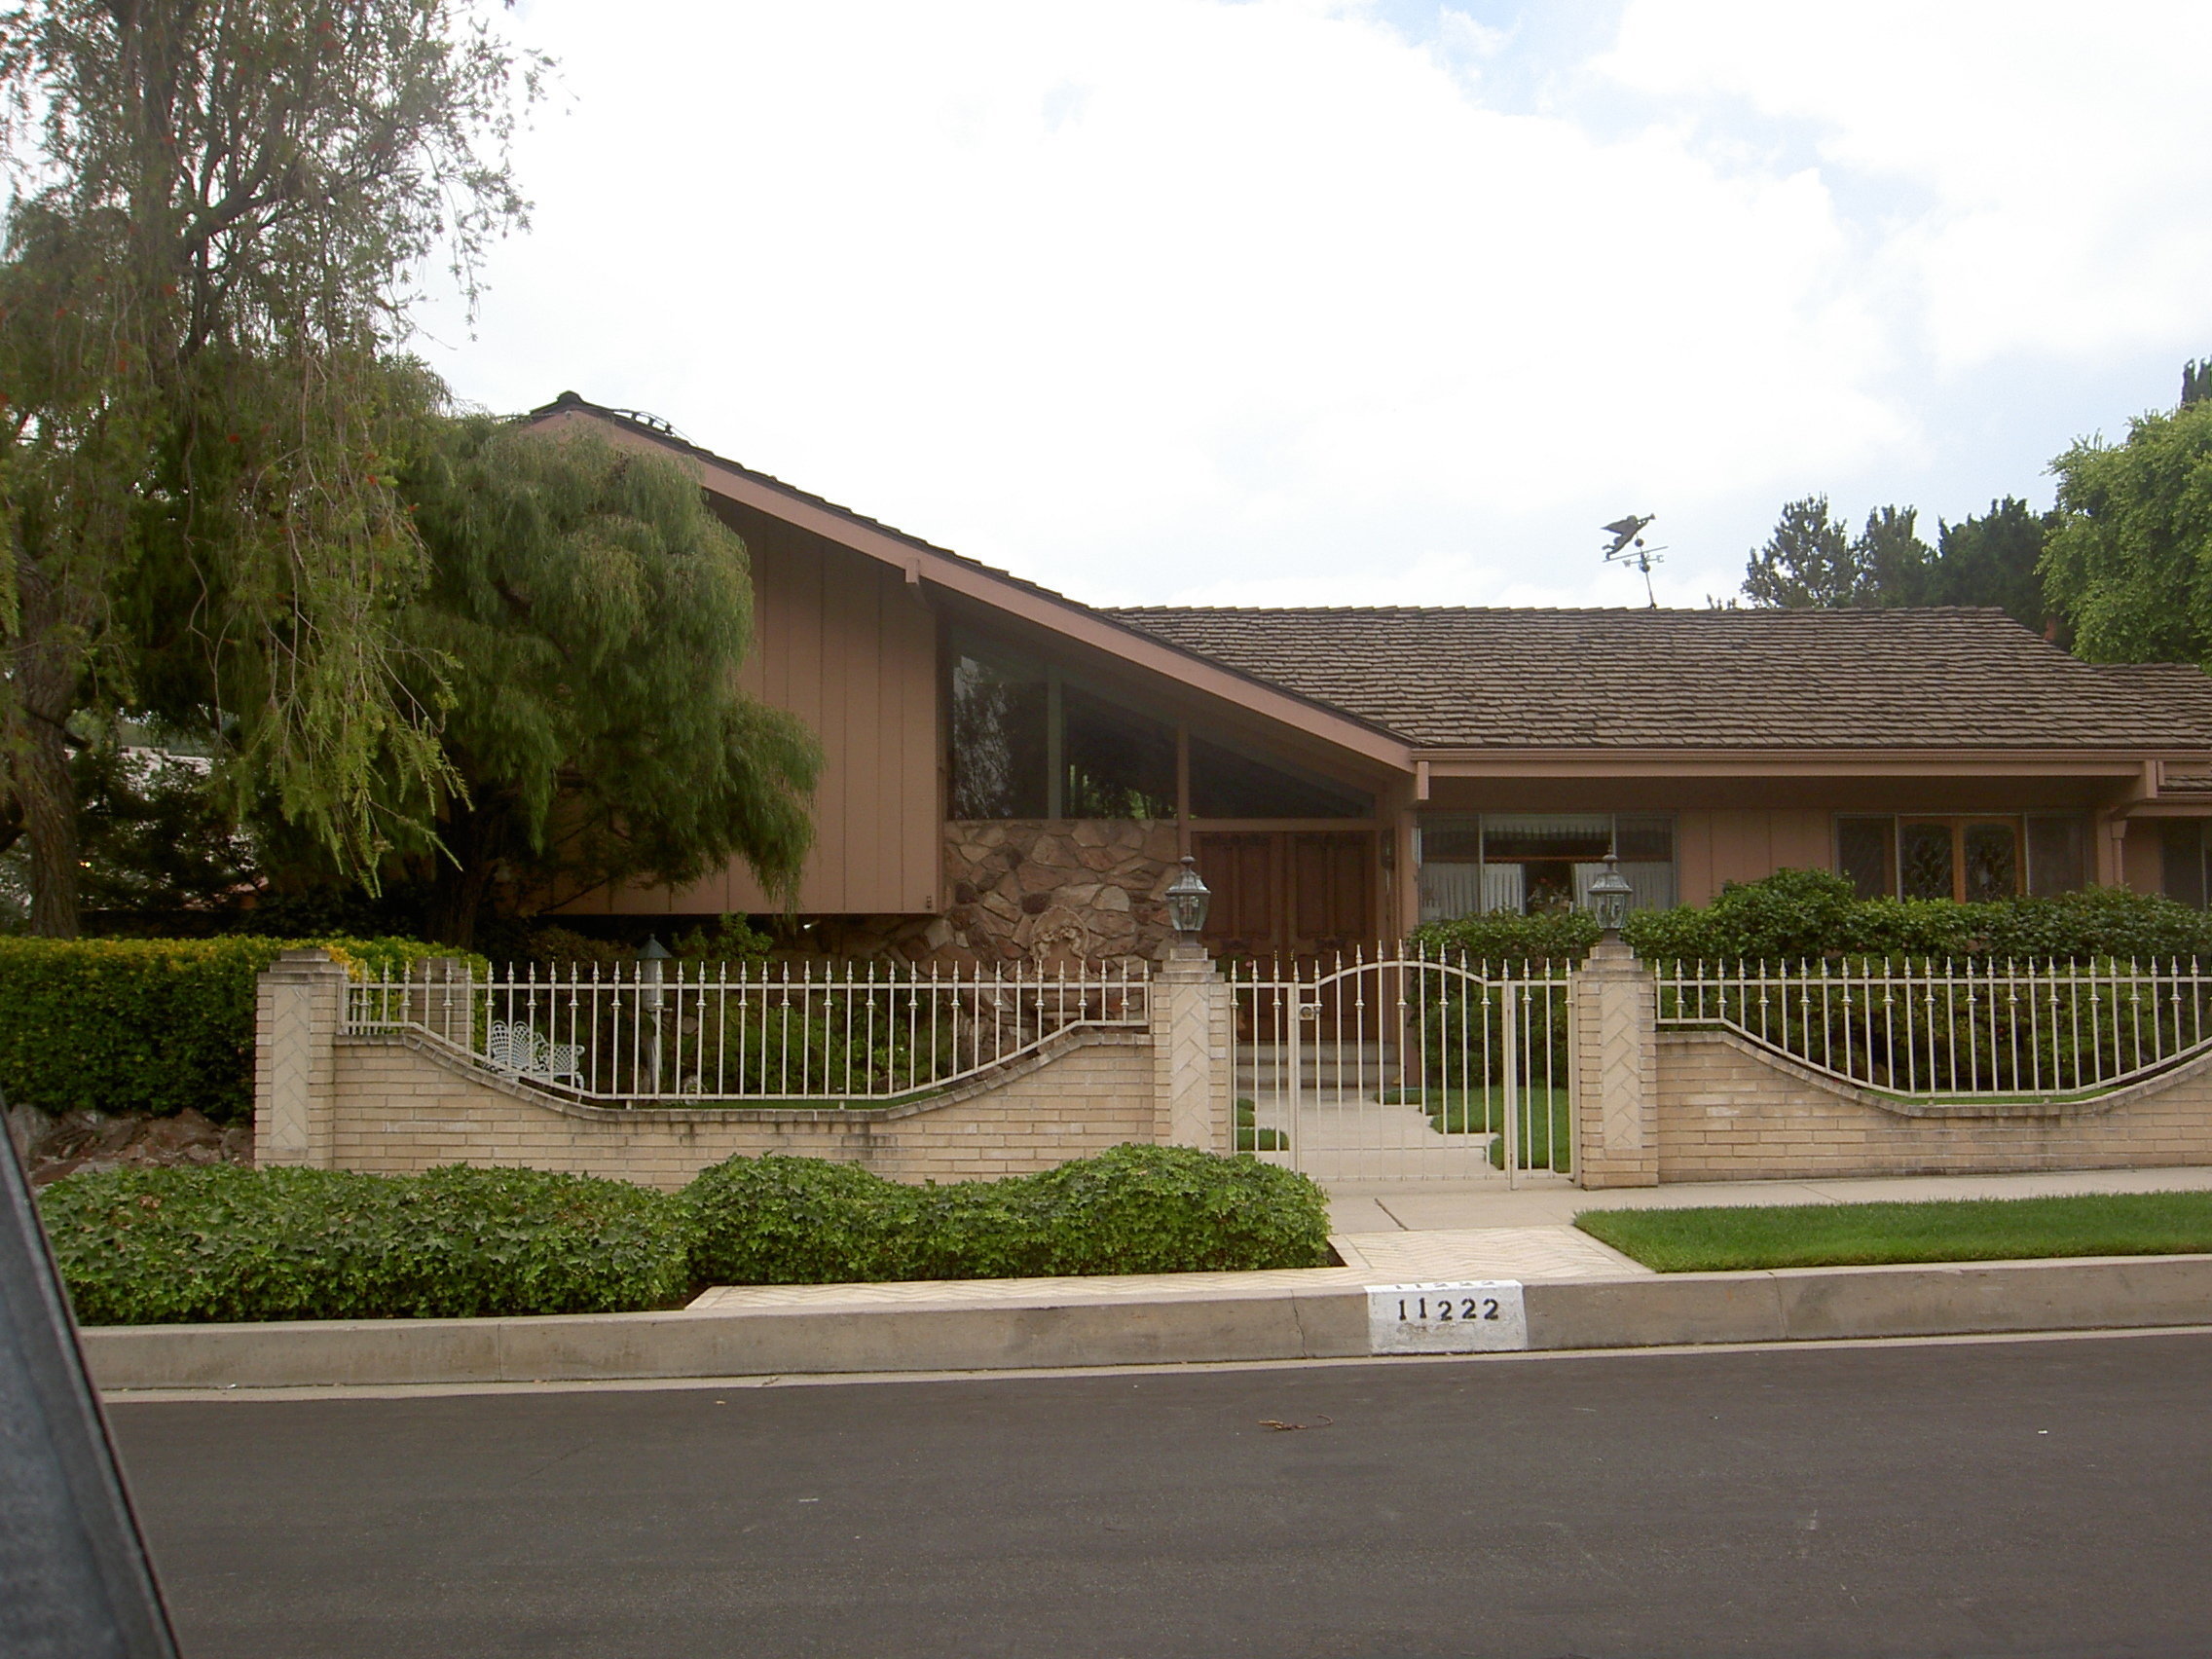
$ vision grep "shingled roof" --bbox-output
[1102,607,2212,752]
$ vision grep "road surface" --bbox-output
[110,1331,2212,1658]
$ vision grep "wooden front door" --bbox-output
[1194,830,1374,963]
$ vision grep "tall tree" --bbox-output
[2185,356,2211,409]
[1928,497,2061,634]
[2041,392,2212,664]
[1742,496,1862,608]
[1856,504,1934,605]
[387,419,822,948]
[0,0,539,934]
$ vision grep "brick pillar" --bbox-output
[1572,938,1658,1188]
[254,949,349,1168]
[1153,943,1232,1155]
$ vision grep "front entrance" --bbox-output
[1194,830,1374,963]
[1231,948,1573,1184]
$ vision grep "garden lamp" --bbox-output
[1588,852,1633,940]
[1164,857,1211,944]
[641,935,670,1014]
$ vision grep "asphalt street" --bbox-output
[109,1332,2212,1659]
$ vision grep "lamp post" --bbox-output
[641,936,670,1093]
[1163,857,1211,956]
[1588,851,1633,943]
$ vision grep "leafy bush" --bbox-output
[0,936,473,1124]
[1414,868,2212,968]
[41,1164,692,1325]
[681,1154,921,1285]
[683,1145,1330,1285]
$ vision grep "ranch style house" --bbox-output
[529,393,2212,965]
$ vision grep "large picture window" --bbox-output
[1417,813,1677,923]
[947,632,1367,823]
[1835,815,2086,902]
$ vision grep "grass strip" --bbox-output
[1382,1086,1573,1171]
[1575,1191,2212,1272]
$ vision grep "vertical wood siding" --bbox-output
[570,507,941,918]
[1675,809,1833,905]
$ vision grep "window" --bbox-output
[1188,735,1372,820]
[949,645,1048,819]
[1417,813,1677,923]
[1062,685,1175,820]
[947,632,1364,823]
[1834,815,2087,902]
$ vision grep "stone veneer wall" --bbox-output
[327,1028,1160,1191]
[942,820,1181,966]
[1655,1028,2212,1180]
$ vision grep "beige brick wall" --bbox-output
[1656,1029,2212,1182]
[324,1028,1157,1190]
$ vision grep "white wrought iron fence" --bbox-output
[1229,947,1574,1185]
[345,958,1150,1104]
[1658,957,2212,1101]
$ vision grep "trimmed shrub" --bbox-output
[682,1155,924,1285]
[0,935,477,1123]
[1415,869,2212,968]
[41,1163,692,1325]
[977,1143,1331,1276]
[683,1145,1332,1286]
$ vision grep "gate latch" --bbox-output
[1296,997,1321,1022]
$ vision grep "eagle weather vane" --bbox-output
[1602,514,1666,607]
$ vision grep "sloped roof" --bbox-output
[1103,606,2212,752]
[524,397,2212,762]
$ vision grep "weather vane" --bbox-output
[1602,514,1666,607]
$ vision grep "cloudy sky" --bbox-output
[417,0,2212,610]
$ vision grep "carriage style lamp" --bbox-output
[640,934,671,1014]
[1164,857,1212,944]
[1588,851,1634,940]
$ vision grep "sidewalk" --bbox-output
[1325,1164,2212,1284]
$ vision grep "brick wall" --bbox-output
[1656,1029,2212,1182]
[327,1027,1158,1191]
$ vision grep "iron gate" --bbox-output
[1228,948,1574,1185]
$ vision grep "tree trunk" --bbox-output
[4,552,87,939]
[424,799,504,950]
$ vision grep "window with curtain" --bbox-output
[1417,813,1677,922]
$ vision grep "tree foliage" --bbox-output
[0,0,540,935]
[1741,491,2057,631]
[388,420,823,946]
[2041,395,2212,666]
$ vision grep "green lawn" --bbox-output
[1382,1086,1572,1172]
[1235,1097,1287,1154]
[1575,1191,2212,1272]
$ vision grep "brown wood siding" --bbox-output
[568,506,940,918]
[1676,809,1833,905]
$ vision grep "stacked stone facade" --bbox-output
[942,819,1181,967]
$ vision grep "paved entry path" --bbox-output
[1325,1163,2212,1283]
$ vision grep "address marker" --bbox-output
[1368,1280,1529,1354]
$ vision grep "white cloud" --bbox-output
[418,0,2212,609]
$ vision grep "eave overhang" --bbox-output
[526,400,1416,773]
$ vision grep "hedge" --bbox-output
[1414,869,2212,967]
[39,1163,692,1324]
[39,1145,1334,1322]
[0,935,480,1124]
[681,1144,1333,1285]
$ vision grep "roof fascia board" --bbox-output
[1419,749,2198,779]
[532,407,1415,773]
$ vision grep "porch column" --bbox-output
[1153,942,1232,1155]
[254,949,349,1169]
[1571,939,1658,1188]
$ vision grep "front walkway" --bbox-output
[1325,1164,2212,1284]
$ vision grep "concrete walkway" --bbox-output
[1324,1163,2212,1284]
